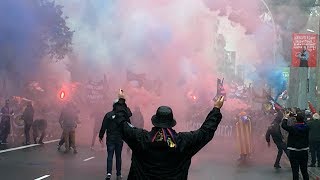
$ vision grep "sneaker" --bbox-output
[38,141,44,145]
[117,175,123,180]
[105,173,111,180]
[308,164,316,167]
[274,165,281,169]
[73,149,78,154]
[90,146,94,151]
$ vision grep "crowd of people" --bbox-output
[1,87,320,180]
[264,102,320,180]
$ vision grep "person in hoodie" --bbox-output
[21,102,34,145]
[266,111,289,169]
[282,111,309,180]
[307,113,320,167]
[99,90,132,180]
[109,89,224,180]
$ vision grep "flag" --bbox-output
[214,78,226,100]
[236,114,252,155]
[126,70,146,87]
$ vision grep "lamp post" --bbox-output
[260,0,277,64]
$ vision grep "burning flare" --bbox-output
[60,91,65,99]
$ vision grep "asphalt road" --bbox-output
[0,139,293,180]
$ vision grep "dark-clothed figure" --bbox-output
[22,102,34,145]
[99,97,132,180]
[0,99,13,144]
[307,113,320,167]
[111,90,224,180]
[282,112,309,180]
[266,112,289,168]
[131,106,144,128]
[59,103,80,154]
[90,109,105,150]
[32,119,47,144]
[297,45,310,67]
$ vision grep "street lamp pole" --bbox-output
[260,0,277,64]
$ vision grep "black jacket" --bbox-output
[114,103,222,179]
[282,119,309,151]
[22,105,34,124]
[99,98,132,143]
[266,123,284,144]
[307,119,320,143]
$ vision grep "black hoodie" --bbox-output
[99,98,132,143]
[282,119,309,151]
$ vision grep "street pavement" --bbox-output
[0,139,293,180]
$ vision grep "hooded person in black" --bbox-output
[110,90,224,180]
[282,111,309,180]
[99,91,132,180]
[307,113,320,167]
[0,99,14,144]
[22,102,34,145]
[266,111,289,169]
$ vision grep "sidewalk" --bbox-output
[307,154,320,180]
[308,167,320,180]
[283,153,320,180]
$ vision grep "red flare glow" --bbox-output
[60,91,65,99]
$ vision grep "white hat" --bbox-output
[313,113,320,120]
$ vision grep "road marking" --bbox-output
[34,175,50,180]
[0,139,59,154]
[43,139,60,144]
[83,157,95,162]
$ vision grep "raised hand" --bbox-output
[118,89,125,99]
[214,96,224,109]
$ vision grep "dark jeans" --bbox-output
[300,60,308,67]
[289,150,309,180]
[24,123,32,143]
[275,142,289,166]
[310,141,320,165]
[107,142,123,176]
[0,120,11,143]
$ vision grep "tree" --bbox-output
[0,0,73,94]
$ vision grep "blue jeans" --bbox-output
[107,142,123,176]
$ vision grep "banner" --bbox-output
[86,80,105,104]
[292,33,318,67]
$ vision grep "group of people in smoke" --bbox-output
[3,85,320,180]
[265,101,320,180]
[0,99,47,145]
